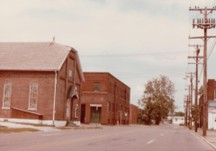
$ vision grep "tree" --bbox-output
[174,111,185,116]
[139,75,175,125]
[198,86,203,95]
[191,105,199,124]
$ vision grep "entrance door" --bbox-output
[66,99,71,122]
[81,104,86,123]
[90,107,101,123]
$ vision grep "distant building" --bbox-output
[0,42,84,126]
[81,72,130,125]
[129,104,139,124]
[170,116,184,125]
[208,100,216,130]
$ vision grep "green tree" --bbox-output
[191,105,199,123]
[174,111,185,116]
[139,75,175,125]
[198,86,203,95]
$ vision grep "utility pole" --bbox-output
[185,73,194,129]
[188,73,194,129]
[188,45,203,132]
[184,96,188,126]
[188,84,192,129]
[190,74,193,129]
[189,6,216,136]
[195,47,200,132]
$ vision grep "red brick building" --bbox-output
[81,72,130,125]
[199,79,216,128]
[0,42,84,126]
[129,104,139,124]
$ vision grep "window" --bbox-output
[69,69,73,77]
[2,81,12,109]
[94,82,100,92]
[28,82,38,110]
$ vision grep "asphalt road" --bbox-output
[0,124,214,151]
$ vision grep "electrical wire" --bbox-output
[208,38,216,59]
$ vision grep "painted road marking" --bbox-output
[147,139,155,145]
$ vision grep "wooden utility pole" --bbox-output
[188,73,194,129]
[184,96,189,126]
[188,45,203,132]
[189,6,216,136]
[185,73,194,129]
[195,47,200,132]
[188,84,192,129]
[190,74,193,129]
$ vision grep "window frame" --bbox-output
[28,82,39,110]
[2,81,12,109]
[93,82,100,92]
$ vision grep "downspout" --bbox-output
[52,71,58,125]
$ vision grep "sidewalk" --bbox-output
[0,121,103,133]
[195,128,216,149]
[0,121,60,132]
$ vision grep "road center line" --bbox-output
[147,139,155,145]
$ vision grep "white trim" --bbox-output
[52,71,58,125]
[2,81,12,108]
[90,104,102,107]
[28,82,38,110]
[1,107,10,110]
[0,118,67,127]
[72,121,80,126]
[74,104,79,118]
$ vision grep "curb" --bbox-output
[200,136,216,150]
[191,130,216,150]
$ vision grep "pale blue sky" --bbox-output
[1,0,216,111]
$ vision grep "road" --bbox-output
[0,124,214,151]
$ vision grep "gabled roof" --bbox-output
[0,42,84,81]
[0,42,70,71]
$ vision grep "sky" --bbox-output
[1,0,216,111]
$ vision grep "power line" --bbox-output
[207,38,216,59]
[189,5,216,137]
[81,51,186,57]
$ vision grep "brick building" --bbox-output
[199,79,216,129]
[0,42,84,126]
[129,104,139,124]
[81,72,130,125]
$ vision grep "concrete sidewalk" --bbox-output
[0,121,60,132]
[0,121,103,133]
[194,128,216,149]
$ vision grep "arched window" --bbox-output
[2,81,12,109]
[28,82,38,110]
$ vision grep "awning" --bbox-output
[67,85,79,99]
